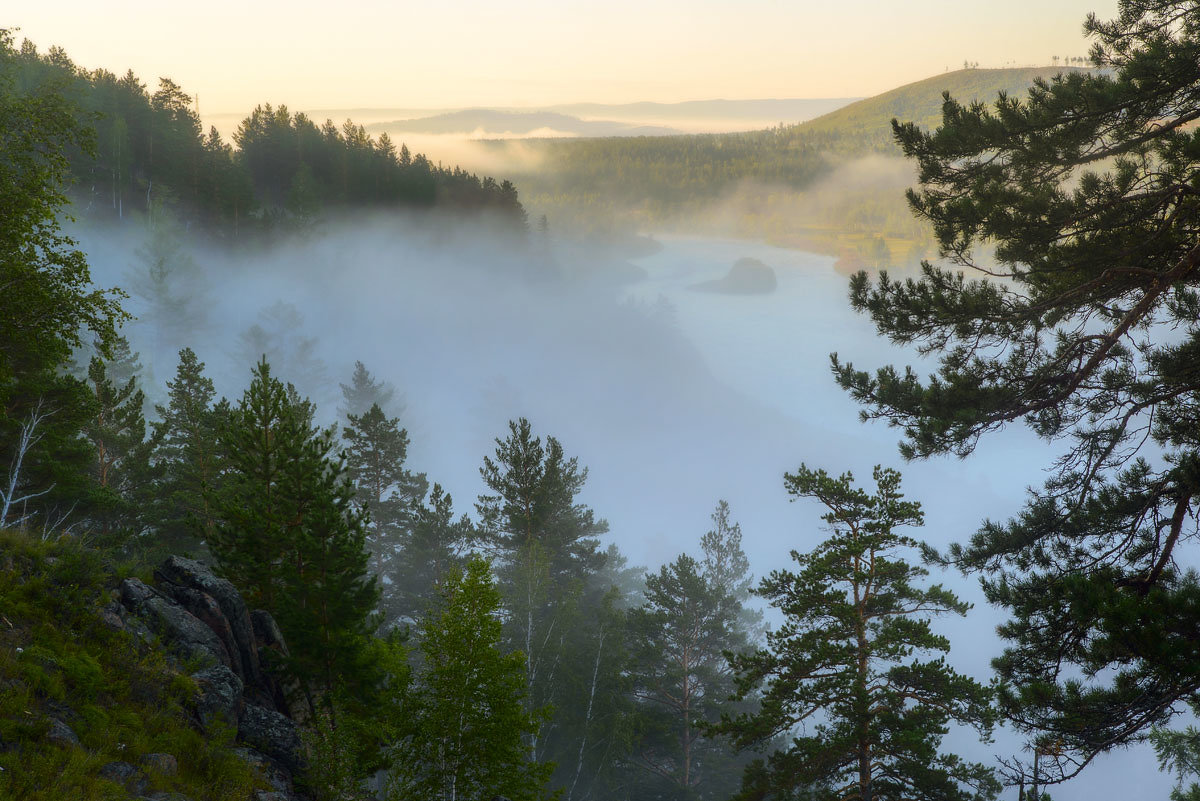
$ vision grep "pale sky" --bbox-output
[11,1,1117,113]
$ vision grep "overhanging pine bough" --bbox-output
[830,0,1200,787]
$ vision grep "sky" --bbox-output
[11,0,1118,113]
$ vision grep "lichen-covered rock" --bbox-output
[120,578,231,669]
[45,717,79,747]
[249,609,305,720]
[164,585,245,679]
[238,705,305,776]
[98,760,147,794]
[233,746,296,795]
[156,557,261,685]
[193,664,244,730]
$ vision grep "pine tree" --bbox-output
[829,0,1200,783]
[339,360,397,419]
[84,335,151,543]
[387,557,553,801]
[627,502,758,800]
[342,401,427,621]
[717,466,998,801]
[476,418,609,763]
[150,348,228,556]
[389,483,474,627]
[213,359,379,710]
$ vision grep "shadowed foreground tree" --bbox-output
[717,466,997,801]
[387,557,553,801]
[830,0,1200,786]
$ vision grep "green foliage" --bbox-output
[829,0,1200,785]
[84,335,152,545]
[0,29,127,536]
[341,394,428,628]
[5,36,526,237]
[212,359,380,712]
[0,529,260,800]
[148,347,229,558]
[387,557,553,801]
[626,501,758,800]
[717,466,998,801]
[477,418,609,767]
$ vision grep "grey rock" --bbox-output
[141,752,178,776]
[252,792,292,801]
[163,585,245,679]
[120,578,231,669]
[193,664,244,730]
[238,705,305,776]
[98,760,147,794]
[232,746,294,794]
[249,610,305,720]
[157,557,261,685]
[46,717,79,747]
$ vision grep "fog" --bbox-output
[74,214,1166,801]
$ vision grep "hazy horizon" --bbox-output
[10,0,1116,114]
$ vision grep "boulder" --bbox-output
[232,746,294,795]
[192,664,244,730]
[156,557,261,685]
[120,578,231,669]
[98,760,147,795]
[163,585,245,679]
[238,705,305,776]
[46,718,79,747]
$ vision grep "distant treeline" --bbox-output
[6,38,526,237]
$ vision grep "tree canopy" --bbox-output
[831,0,1200,786]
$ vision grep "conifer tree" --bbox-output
[0,29,125,534]
[150,348,228,556]
[339,360,397,419]
[627,502,758,800]
[342,402,427,590]
[389,484,474,627]
[717,466,998,801]
[830,0,1200,783]
[476,418,608,763]
[387,557,553,801]
[213,359,379,710]
[85,335,151,542]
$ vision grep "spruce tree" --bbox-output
[341,400,427,621]
[149,348,228,556]
[717,466,998,801]
[829,0,1200,782]
[213,359,379,710]
[84,335,151,543]
[387,556,553,801]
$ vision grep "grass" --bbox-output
[0,529,263,800]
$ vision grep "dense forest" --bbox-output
[6,1,1200,800]
[504,67,1091,268]
[6,37,525,240]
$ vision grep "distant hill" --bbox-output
[506,66,1102,254]
[797,66,1094,146]
[365,109,680,137]
[546,98,859,125]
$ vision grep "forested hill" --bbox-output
[796,66,1094,147]
[5,37,526,239]
[506,66,1095,246]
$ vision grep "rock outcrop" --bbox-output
[115,558,308,801]
[689,256,778,294]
